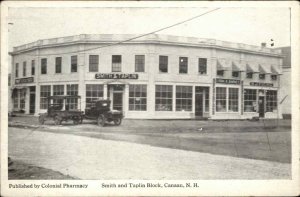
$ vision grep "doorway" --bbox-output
[29,86,36,114]
[113,92,123,111]
[195,93,204,117]
[258,96,265,118]
[195,86,209,118]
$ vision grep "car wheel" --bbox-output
[97,115,106,127]
[114,118,122,126]
[39,115,45,125]
[54,115,62,125]
[73,116,80,125]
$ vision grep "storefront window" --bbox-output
[112,55,122,72]
[244,89,257,112]
[176,86,192,111]
[129,85,147,111]
[155,85,172,111]
[135,55,145,72]
[86,84,103,108]
[204,88,210,112]
[20,89,26,109]
[13,95,18,109]
[53,85,64,106]
[228,88,239,112]
[266,90,277,112]
[40,85,51,109]
[66,84,78,110]
[216,87,226,112]
[179,57,188,74]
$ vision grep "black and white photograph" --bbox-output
[1,1,299,196]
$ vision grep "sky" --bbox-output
[7,6,290,51]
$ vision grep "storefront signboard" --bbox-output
[216,78,240,85]
[95,73,138,79]
[15,77,34,84]
[250,82,273,87]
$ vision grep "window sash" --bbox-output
[198,58,207,74]
[41,58,47,74]
[129,84,147,111]
[176,86,192,111]
[179,57,188,74]
[135,55,145,72]
[15,63,19,77]
[23,62,26,77]
[159,56,168,73]
[155,85,172,111]
[55,57,62,73]
[71,56,77,72]
[89,55,99,72]
[31,60,35,75]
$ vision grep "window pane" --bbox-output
[128,85,147,111]
[135,55,145,72]
[71,56,78,72]
[155,85,173,111]
[159,56,168,73]
[55,57,62,73]
[89,55,99,72]
[198,58,207,74]
[179,57,188,74]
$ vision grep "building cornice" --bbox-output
[10,34,283,57]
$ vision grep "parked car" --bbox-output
[38,95,84,125]
[84,99,124,127]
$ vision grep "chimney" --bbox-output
[261,42,266,47]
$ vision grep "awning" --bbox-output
[271,65,282,75]
[258,64,271,74]
[217,59,230,71]
[246,63,259,73]
[232,61,244,72]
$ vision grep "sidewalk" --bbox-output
[8,115,291,133]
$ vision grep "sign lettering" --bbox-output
[216,78,240,85]
[95,73,138,79]
[15,77,34,84]
[250,82,273,87]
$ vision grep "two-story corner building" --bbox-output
[9,34,283,119]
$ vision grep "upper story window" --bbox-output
[15,63,19,78]
[246,72,253,79]
[135,55,145,72]
[217,70,224,77]
[89,55,99,72]
[179,57,188,74]
[271,75,277,80]
[232,71,239,78]
[259,74,265,80]
[198,58,207,74]
[112,55,122,72]
[55,57,62,73]
[23,61,26,77]
[71,56,77,72]
[159,56,168,73]
[31,60,35,75]
[41,58,47,74]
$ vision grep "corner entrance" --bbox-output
[195,86,209,119]
[108,84,125,111]
[258,96,265,118]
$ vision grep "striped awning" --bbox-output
[271,65,282,75]
[246,63,259,73]
[258,64,271,74]
[232,61,244,72]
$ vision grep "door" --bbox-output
[29,86,36,114]
[195,93,204,117]
[113,92,123,111]
[258,96,265,118]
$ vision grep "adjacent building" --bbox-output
[9,34,283,119]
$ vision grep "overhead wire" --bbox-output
[16,8,221,56]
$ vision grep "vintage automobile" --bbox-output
[38,95,84,125]
[84,99,124,127]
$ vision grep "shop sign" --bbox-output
[216,78,240,85]
[250,82,273,87]
[95,73,138,79]
[15,77,34,84]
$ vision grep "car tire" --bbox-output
[54,115,62,125]
[39,115,45,125]
[114,118,122,126]
[97,115,106,127]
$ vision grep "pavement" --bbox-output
[9,128,291,179]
